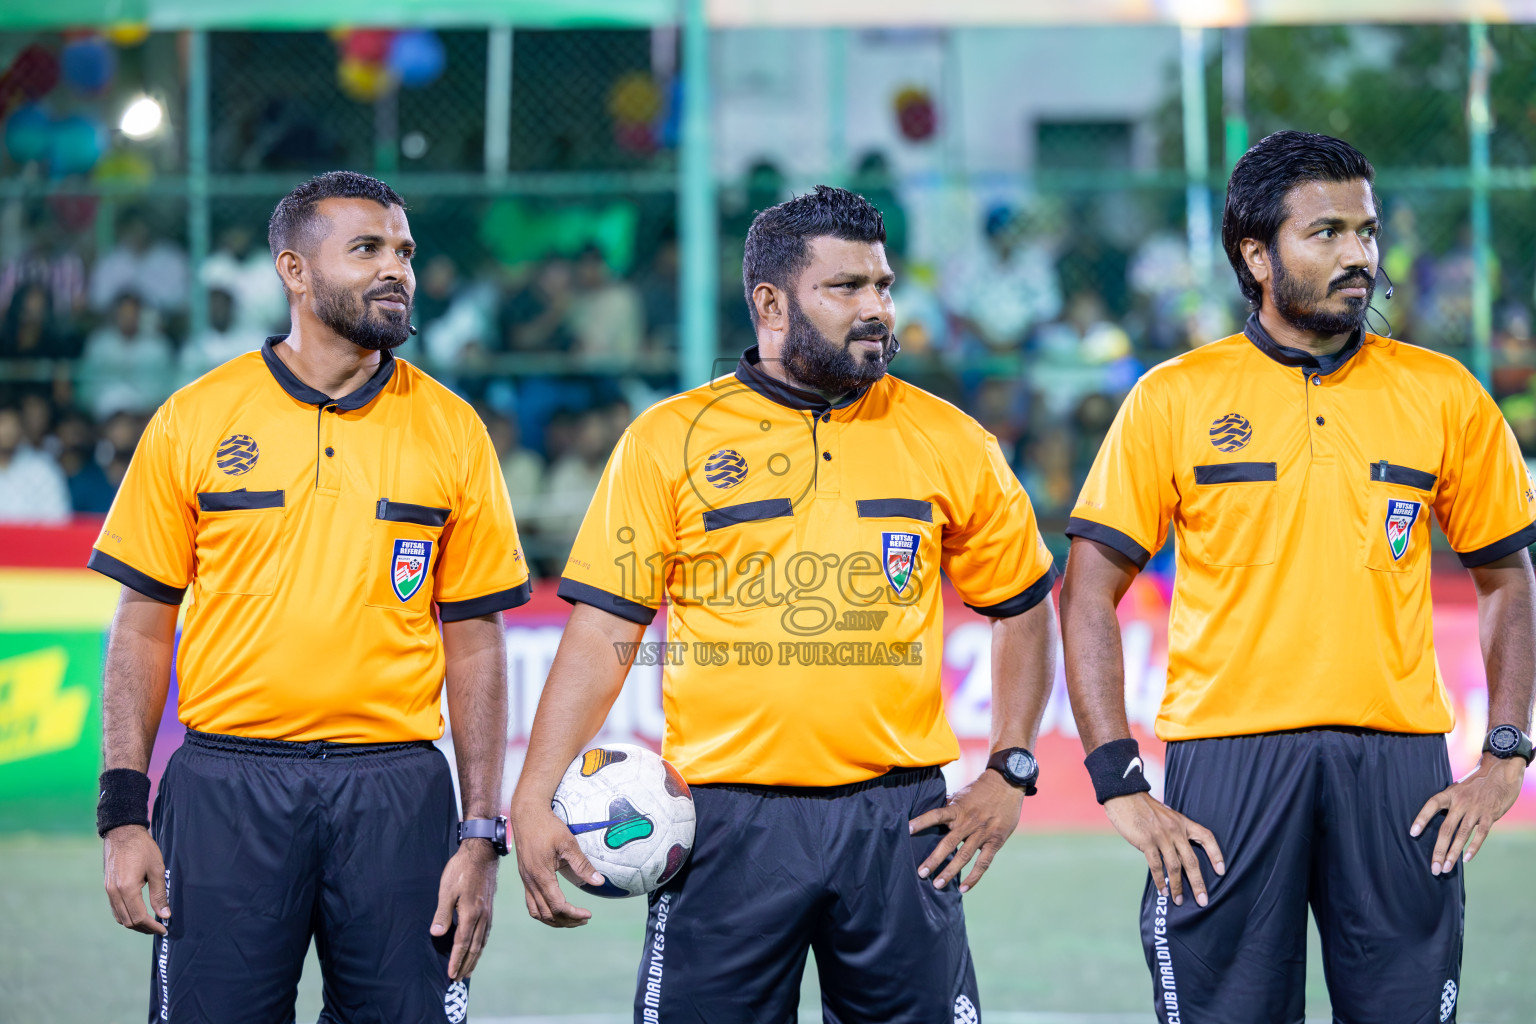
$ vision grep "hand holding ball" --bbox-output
[551,744,695,898]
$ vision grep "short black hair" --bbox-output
[741,185,886,324]
[1222,130,1376,308]
[267,170,406,263]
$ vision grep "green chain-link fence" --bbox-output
[4,21,1536,552]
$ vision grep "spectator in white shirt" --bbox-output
[200,224,286,333]
[79,291,175,420]
[568,245,643,363]
[0,399,70,523]
[942,205,1062,352]
[180,287,266,381]
[88,211,190,317]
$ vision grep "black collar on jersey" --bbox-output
[261,336,397,411]
[733,345,884,412]
[1242,312,1363,377]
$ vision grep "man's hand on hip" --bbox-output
[1104,791,1226,909]
[1412,753,1526,874]
[509,802,604,928]
[103,824,169,936]
[908,769,1024,895]
[431,840,499,981]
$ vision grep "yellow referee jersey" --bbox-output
[1068,316,1536,741]
[88,339,530,743]
[560,347,1058,786]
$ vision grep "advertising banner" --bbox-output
[3,523,1533,831]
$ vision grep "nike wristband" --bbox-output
[96,768,152,836]
[1084,738,1152,805]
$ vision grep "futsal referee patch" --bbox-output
[390,539,432,601]
[883,531,919,594]
[1385,499,1421,561]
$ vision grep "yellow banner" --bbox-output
[0,569,122,633]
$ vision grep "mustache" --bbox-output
[365,287,410,304]
[845,321,891,343]
[1327,271,1373,294]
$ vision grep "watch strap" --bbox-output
[458,816,509,855]
[1484,726,1535,764]
[986,747,1038,795]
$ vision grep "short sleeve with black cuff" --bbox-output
[96,768,152,836]
[1084,737,1152,805]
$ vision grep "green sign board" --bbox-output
[0,632,102,833]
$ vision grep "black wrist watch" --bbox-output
[458,816,509,856]
[1483,725,1534,765]
[986,747,1039,796]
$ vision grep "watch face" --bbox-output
[1006,750,1038,780]
[1490,725,1520,753]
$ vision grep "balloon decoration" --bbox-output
[105,23,151,47]
[93,147,155,186]
[60,36,116,95]
[608,71,663,155]
[893,85,937,143]
[47,114,105,177]
[3,106,106,177]
[388,31,445,89]
[0,45,61,109]
[337,57,393,103]
[331,28,447,101]
[4,104,52,164]
[48,195,98,233]
[343,29,395,64]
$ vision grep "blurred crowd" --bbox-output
[0,203,674,567]
[3,169,1529,565]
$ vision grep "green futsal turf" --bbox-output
[3,830,1533,1023]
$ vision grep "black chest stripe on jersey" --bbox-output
[1194,463,1277,485]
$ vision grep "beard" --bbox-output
[312,268,412,352]
[1270,246,1373,336]
[781,297,894,395]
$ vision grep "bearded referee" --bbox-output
[1061,131,1536,1024]
[92,171,529,1022]
[510,186,1059,1022]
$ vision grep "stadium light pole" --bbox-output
[1221,26,1247,174]
[1468,21,1493,389]
[679,0,719,388]
[1180,25,1213,288]
[827,28,848,186]
[485,26,512,184]
[187,29,211,341]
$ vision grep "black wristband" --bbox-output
[1084,738,1152,805]
[96,768,151,837]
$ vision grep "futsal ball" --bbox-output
[551,743,695,898]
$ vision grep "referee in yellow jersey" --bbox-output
[1062,132,1536,1024]
[91,172,529,1023]
[510,186,1060,1022]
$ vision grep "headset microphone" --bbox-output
[407,324,418,335]
[1378,267,1394,300]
